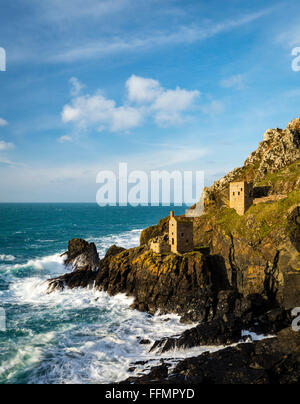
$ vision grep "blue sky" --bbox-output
[0,0,300,202]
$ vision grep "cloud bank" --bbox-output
[62,75,200,132]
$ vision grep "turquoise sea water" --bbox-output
[0,204,193,384]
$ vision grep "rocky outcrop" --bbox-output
[122,327,300,384]
[45,119,300,385]
[203,119,300,208]
[64,238,99,270]
[140,217,169,246]
[49,244,228,323]
[191,202,300,309]
[149,294,292,354]
[47,238,99,293]
[137,119,300,310]
[150,318,243,353]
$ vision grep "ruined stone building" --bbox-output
[230,181,253,215]
[169,211,194,254]
[149,234,171,254]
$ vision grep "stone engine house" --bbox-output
[169,211,194,254]
[230,181,253,216]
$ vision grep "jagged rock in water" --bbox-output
[64,238,99,270]
[46,238,99,293]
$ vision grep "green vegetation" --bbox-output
[140,217,169,245]
[210,189,300,243]
[257,160,300,187]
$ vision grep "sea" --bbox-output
[0,203,209,384]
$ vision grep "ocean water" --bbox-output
[0,203,205,385]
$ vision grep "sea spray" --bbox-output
[0,204,191,384]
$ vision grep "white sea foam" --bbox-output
[2,274,199,384]
[88,229,142,258]
[10,253,66,275]
[2,227,268,384]
[0,226,228,384]
[0,254,16,262]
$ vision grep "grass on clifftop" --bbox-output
[209,189,300,242]
[256,160,300,187]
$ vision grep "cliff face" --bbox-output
[45,120,300,385]
[139,120,300,310]
[205,121,300,206]
[49,244,229,323]
[48,119,300,318]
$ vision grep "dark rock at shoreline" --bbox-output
[64,238,99,270]
[47,238,99,293]
[48,242,229,322]
[47,268,97,293]
[150,317,243,354]
[122,327,300,384]
[139,338,151,345]
[94,248,223,323]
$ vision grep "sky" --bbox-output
[0,0,300,202]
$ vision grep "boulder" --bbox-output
[64,238,99,270]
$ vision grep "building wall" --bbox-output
[230,181,253,215]
[169,216,178,253]
[150,238,171,254]
[169,217,193,254]
[176,222,194,253]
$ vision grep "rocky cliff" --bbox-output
[140,119,300,310]
[46,119,300,384]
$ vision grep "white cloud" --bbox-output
[0,118,8,127]
[62,91,144,132]
[126,75,161,103]
[70,77,85,97]
[51,8,275,63]
[0,140,14,151]
[110,106,143,132]
[62,75,200,132]
[220,74,244,89]
[152,88,200,125]
[58,135,73,143]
